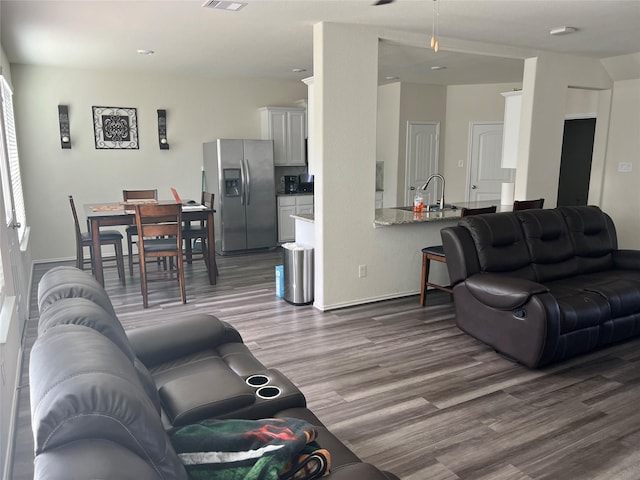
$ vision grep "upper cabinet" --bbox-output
[260,106,306,166]
[500,90,522,169]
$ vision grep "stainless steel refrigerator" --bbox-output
[203,139,277,254]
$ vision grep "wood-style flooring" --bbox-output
[10,249,640,479]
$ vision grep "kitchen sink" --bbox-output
[393,204,457,212]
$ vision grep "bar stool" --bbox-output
[513,198,544,211]
[420,205,497,306]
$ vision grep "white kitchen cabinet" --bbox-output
[260,107,306,166]
[278,195,313,243]
[500,90,522,169]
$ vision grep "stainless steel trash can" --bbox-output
[282,243,314,305]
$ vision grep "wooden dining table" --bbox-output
[85,201,217,287]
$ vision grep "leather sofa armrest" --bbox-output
[466,273,549,310]
[127,314,243,367]
[612,250,640,270]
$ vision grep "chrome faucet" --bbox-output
[420,174,445,210]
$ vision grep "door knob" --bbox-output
[471,185,478,190]
[11,222,21,229]
[410,186,415,191]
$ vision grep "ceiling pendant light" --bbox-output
[430,0,440,53]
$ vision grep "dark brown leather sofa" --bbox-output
[30,266,399,479]
[441,206,640,368]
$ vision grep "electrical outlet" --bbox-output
[358,264,367,278]
[618,162,633,173]
[458,159,464,167]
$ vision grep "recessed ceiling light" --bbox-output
[292,68,307,73]
[431,66,447,71]
[202,1,247,11]
[137,49,155,55]
[550,26,578,36]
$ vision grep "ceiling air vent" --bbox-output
[202,0,247,11]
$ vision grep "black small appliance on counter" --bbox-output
[284,175,298,194]
[298,174,314,193]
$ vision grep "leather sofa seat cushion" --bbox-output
[545,280,610,334]
[586,279,640,318]
[460,214,535,278]
[159,358,256,426]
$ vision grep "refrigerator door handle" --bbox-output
[239,158,246,206]
[244,158,251,205]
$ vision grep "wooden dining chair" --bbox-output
[419,205,497,306]
[68,195,125,284]
[134,202,185,308]
[513,198,545,211]
[182,192,211,265]
[123,189,158,275]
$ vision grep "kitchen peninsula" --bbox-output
[292,199,507,309]
[374,200,509,226]
[292,200,507,242]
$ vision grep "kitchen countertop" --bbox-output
[375,200,510,226]
[291,200,510,226]
[277,192,314,197]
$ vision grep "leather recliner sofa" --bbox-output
[30,266,399,479]
[441,206,640,368]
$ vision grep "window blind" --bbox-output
[0,76,26,241]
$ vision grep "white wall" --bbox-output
[516,53,612,205]
[376,83,401,206]
[10,65,306,261]
[442,82,521,201]
[397,82,447,206]
[376,81,447,207]
[600,78,640,248]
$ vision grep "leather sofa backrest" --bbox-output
[30,324,188,480]
[559,206,617,274]
[37,266,117,317]
[458,212,536,280]
[449,206,618,284]
[517,208,579,282]
[37,297,162,413]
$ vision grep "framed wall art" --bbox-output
[92,106,139,149]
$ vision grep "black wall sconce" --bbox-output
[157,109,169,150]
[58,105,71,149]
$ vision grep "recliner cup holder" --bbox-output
[256,386,281,399]
[245,374,270,387]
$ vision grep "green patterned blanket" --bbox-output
[169,417,330,480]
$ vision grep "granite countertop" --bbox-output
[290,200,509,226]
[374,200,510,226]
[276,192,314,197]
[291,213,314,223]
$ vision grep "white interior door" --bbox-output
[468,122,514,202]
[405,122,439,206]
